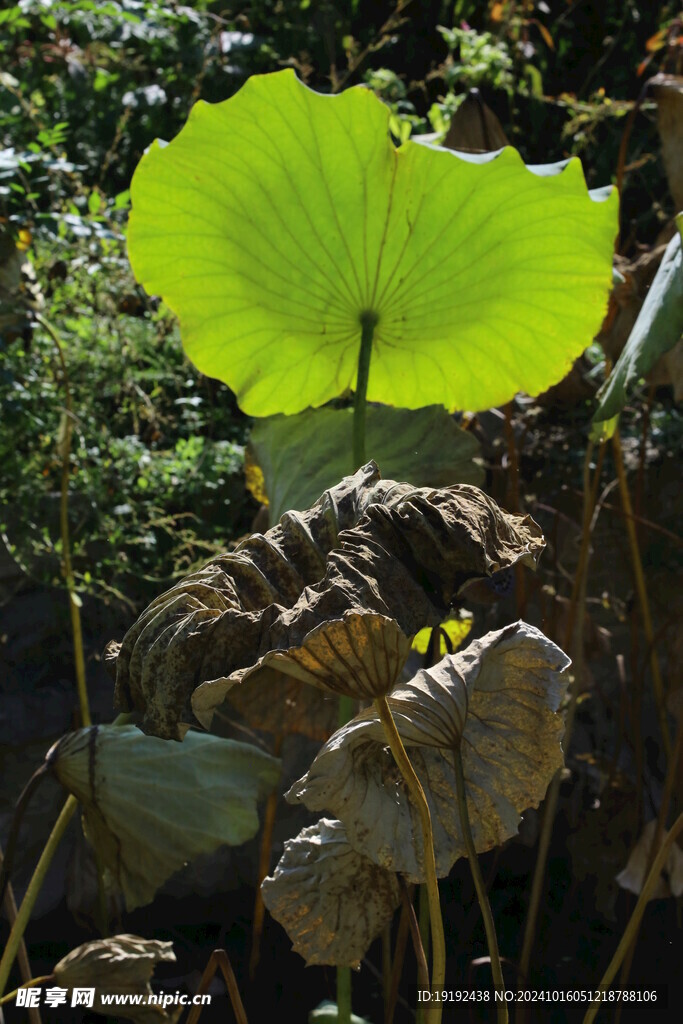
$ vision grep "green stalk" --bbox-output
[375,697,445,1024]
[337,965,352,1024]
[0,797,78,997]
[335,309,379,1023]
[582,813,683,1024]
[353,311,378,469]
[453,746,508,1024]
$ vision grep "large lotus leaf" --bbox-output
[594,218,683,426]
[51,725,280,910]
[261,818,400,968]
[196,613,412,721]
[287,623,570,881]
[54,935,178,1024]
[128,69,617,417]
[248,404,483,523]
[190,479,544,733]
[109,463,544,739]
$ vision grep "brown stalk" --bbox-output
[248,732,283,979]
[185,950,248,1024]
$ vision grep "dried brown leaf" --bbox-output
[109,463,544,739]
[54,934,177,1024]
[261,818,400,968]
[287,623,569,881]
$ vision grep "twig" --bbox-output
[0,797,78,997]
[612,430,672,761]
[184,950,248,1024]
[582,813,683,1023]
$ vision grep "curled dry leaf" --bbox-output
[261,818,400,968]
[201,612,412,704]
[616,820,683,900]
[287,623,570,882]
[51,725,280,910]
[54,934,177,1024]
[106,463,544,739]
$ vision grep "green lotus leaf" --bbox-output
[594,218,683,427]
[248,404,483,523]
[128,69,617,416]
[54,935,178,1024]
[261,818,400,968]
[51,725,280,910]
[287,622,570,881]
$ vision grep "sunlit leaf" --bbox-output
[287,623,570,881]
[594,220,683,425]
[412,613,472,656]
[219,612,412,702]
[128,69,617,416]
[261,818,400,968]
[54,934,178,1024]
[51,725,280,910]
[248,404,483,524]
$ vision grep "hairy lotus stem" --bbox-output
[518,439,599,1008]
[582,813,683,1024]
[374,696,446,1023]
[0,977,54,1008]
[0,797,78,997]
[353,310,378,469]
[452,746,508,1024]
[249,733,283,980]
[612,429,671,761]
[337,965,352,1024]
[186,949,248,1024]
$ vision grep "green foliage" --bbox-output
[594,221,683,429]
[128,70,617,417]
[0,225,250,608]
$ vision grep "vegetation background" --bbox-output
[0,1,681,1022]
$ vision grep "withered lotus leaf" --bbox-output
[194,612,412,719]
[261,818,400,968]
[53,934,177,1024]
[616,820,683,900]
[287,623,570,882]
[51,725,280,910]
[108,463,544,739]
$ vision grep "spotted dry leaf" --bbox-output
[287,623,570,882]
[261,818,400,968]
[108,462,544,739]
[194,613,412,723]
[54,934,178,1024]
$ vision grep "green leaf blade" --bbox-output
[128,70,618,416]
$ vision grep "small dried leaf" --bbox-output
[616,820,683,899]
[54,934,177,1024]
[261,818,400,968]
[287,623,569,881]
[52,725,280,910]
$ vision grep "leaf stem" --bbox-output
[612,429,671,761]
[582,813,683,1024]
[337,966,352,1024]
[374,696,445,1023]
[452,746,508,1024]
[353,311,378,469]
[0,797,78,997]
